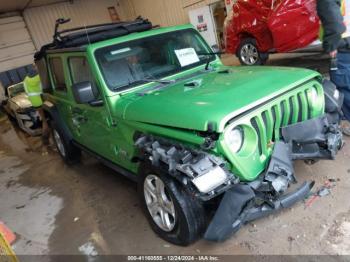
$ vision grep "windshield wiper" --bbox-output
[112,78,175,91]
[198,51,223,70]
[140,78,175,84]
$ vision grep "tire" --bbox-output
[138,163,206,246]
[237,38,268,66]
[2,104,16,123]
[6,112,17,124]
[51,120,81,165]
[304,159,319,165]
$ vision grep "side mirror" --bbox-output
[211,45,222,58]
[72,81,102,106]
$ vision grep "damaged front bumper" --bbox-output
[15,108,42,136]
[205,181,314,242]
[204,113,343,242]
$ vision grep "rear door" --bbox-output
[48,55,74,136]
[267,0,319,52]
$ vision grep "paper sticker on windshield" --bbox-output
[174,48,200,67]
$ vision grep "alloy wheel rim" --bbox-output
[53,130,66,157]
[241,43,259,65]
[144,174,176,232]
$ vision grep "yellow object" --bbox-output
[319,0,346,40]
[0,233,18,262]
[23,74,43,108]
[341,0,346,16]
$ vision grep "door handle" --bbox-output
[75,115,88,122]
[72,107,83,114]
[72,115,88,125]
[71,107,88,125]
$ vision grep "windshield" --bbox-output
[95,29,214,91]
[8,83,24,98]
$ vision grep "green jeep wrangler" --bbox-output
[35,18,344,245]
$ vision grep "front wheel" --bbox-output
[237,38,268,66]
[138,163,206,246]
[51,120,81,165]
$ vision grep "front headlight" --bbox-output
[192,166,228,193]
[334,89,340,100]
[225,127,244,153]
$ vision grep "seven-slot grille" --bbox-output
[250,88,313,157]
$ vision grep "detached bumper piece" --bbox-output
[204,181,314,242]
[204,139,315,242]
[281,115,343,160]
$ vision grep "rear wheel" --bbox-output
[237,38,268,66]
[304,159,319,165]
[138,163,206,246]
[51,120,81,165]
[2,104,17,123]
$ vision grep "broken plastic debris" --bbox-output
[78,242,98,257]
[318,187,330,197]
[41,151,48,156]
[288,236,295,242]
[305,179,335,208]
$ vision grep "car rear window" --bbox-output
[49,57,67,92]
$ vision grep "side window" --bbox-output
[68,57,96,89]
[49,57,67,92]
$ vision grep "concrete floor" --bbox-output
[1,53,350,256]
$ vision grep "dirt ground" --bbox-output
[1,53,350,256]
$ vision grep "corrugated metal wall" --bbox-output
[125,0,221,27]
[127,0,189,26]
[22,0,222,49]
[183,0,222,11]
[0,15,36,72]
[23,0,128,49]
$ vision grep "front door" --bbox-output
[67,55,114,160]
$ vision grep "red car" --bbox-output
[224,0,320,65]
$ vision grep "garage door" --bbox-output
[0,15,36,72]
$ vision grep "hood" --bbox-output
[121,66,320,132]
[10,93,32,109]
